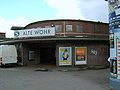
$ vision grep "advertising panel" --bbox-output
[75,47,87,65]
[110,32,120,79]
[109,0,120,80]
[59,47,72,66]
[108,0,120,89]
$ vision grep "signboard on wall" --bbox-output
[14,27,55,38]
[75,47,87,65]
[109,0,120,32]
[59,47,72,66]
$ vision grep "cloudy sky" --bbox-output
[0,0,108,37]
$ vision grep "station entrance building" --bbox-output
[7,19,109,68]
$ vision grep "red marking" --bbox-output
[118,52,120,54]
[118,66,120,68]
[118,45,120,47]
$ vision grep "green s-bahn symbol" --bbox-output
[14,31,20,37]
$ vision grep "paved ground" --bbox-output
[0,66,110,90]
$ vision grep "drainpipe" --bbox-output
[64,21,66,37]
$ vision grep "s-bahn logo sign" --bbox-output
[14,27,55,38]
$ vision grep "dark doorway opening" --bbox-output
[39,48,56,65]
[26,43,56,66]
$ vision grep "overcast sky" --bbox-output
[0,0,108,37]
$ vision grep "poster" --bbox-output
[29,51,35,61]
[75,47,87,65]
[59,47,72,66]
[110,59,118,78]
[109,33,114,48]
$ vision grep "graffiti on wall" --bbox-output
[91,49,98,55]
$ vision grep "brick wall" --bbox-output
[24,20,108,38]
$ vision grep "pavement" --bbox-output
[0,66,110,90]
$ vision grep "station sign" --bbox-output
[14,27,55,38]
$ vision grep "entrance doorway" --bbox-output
[25,42,56,66]
[39,48,56,65]
[28,47,56,66]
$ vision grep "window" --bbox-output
[66,25,72,32]
[76,25,83,32]
[55,25,62,33]
[94,24,102,33]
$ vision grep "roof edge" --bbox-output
[25,19,108,28]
